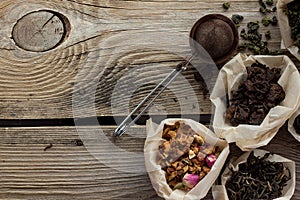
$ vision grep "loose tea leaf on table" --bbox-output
[265,30,271,40]
[226,151,291,200]
[225,61,285,126]
[231,14,244,24]
[237,0,280,55]
[259,0,276,13]
[223,2,231,10]
[261,16,277,27]
[238,21,281,55]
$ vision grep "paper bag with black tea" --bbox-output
[212,149,295,200]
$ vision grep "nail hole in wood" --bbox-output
[12,10,70,52]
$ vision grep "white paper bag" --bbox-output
[212,149,296,200]
[277,0,300,60]
[210,53,300,151]
[144,118,229,200]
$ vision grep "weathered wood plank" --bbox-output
[0,0,295,119]
[0,125,299,199]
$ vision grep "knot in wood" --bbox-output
[12,10,70,52]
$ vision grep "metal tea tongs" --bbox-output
[113,14,239,137]
[113,56,194,137]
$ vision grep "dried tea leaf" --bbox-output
[225,62,285,126]
[231,14,244,24]
[226,152,291,200]
[223,2,231,10]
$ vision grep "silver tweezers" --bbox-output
[113,56,193,137]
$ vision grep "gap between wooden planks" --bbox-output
[0,125,299,199]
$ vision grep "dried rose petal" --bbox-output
[206,154,217,168]
[182,173,200,189]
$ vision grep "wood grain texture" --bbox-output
[0,125,299,199]
[0,1,299,199]
[0,0,297,119]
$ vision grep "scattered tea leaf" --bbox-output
[259,0,267,9]
[266,0,273,6]
[231,14,244,24]
[265,30,271,40]
[223,2,231,9]
[271,16,278,26]
[262,17,272,26]
[239,21,281,55]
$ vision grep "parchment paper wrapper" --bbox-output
[277,0,300,60]
[288,108,300,142]
[212,149,296,200]
[210,53,300,151]
[144,118,229,200]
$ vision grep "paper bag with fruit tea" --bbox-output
[210,53,300,151]
[288,107,300,142]
[144,118,229,200]
[212,149,295,200]
[277,0,300,60]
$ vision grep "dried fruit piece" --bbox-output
[201,145,215,155]
[194,135,204,145]
[158,121,222,190]
[197,152,206,162]
[202,166,211,174]
[189,150,196,159]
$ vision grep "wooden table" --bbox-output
[0,0,299,199]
